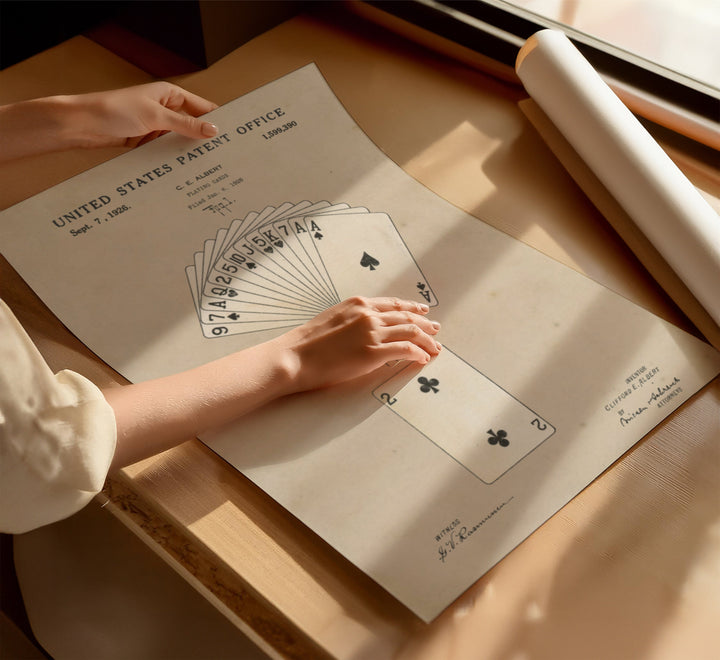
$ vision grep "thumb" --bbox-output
[154,107,218,139]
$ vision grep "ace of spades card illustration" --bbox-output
[305,212,437,306]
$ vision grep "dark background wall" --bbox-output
[0,0,306,72]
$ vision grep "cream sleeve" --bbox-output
[0,300,117,533]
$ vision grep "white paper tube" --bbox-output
[516,30,720,328]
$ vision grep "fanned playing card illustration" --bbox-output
[186,204,437,337]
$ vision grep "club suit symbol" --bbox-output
[418,377,439,393]
[487,429,509,447]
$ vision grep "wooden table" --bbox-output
[2,6,718,659]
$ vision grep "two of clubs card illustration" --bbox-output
[186,200,436,338]
[373,347,556,483]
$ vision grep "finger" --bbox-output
[373,340,436,365]
[380,324,442,356]
[378,310,441,334]
[368,296,430,315]
[163,84,219,116]
[179,91,219,117]
[129,129,165,147]
[152,106,218,140]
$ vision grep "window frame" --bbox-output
[362,0,719,125]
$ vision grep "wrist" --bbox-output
[261,335,304,396]
[23,94,117,152]
[0,95,87,161]
[42,95,97,150]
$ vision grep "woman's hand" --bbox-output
[65,82,219,148]
[0,82,218,161]
[271,296,442,393]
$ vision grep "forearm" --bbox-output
[104,341,296,470]
[0,96,88,162]
[103,296,440,470]
[0,83,219,163]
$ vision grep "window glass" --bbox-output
[504,0,719,91]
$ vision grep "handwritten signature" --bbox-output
[438,498,514,563]
[619,377,682,426]
[647,377,681,405]
[620,406,648,427]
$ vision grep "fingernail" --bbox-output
[418,303,429,313]
[202,122,218,137]
[431,321,441,331]
[435,341,442,351]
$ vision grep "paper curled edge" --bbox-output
[515,30,720,336]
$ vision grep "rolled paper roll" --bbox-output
[516,29,720,328]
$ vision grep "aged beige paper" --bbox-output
[1,64,718,621]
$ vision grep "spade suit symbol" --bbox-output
[360,252,380,271]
